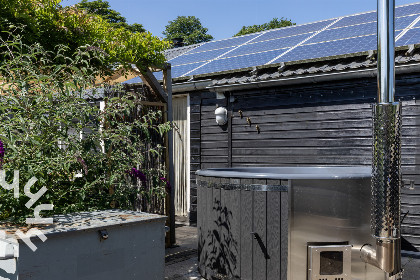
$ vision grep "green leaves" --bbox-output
[163,16,214,46]
[234,17,295,37]
[0,0,169,73]
[0,32,171,224]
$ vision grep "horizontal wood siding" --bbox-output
[201,92,229,169]
[196,73,420,249]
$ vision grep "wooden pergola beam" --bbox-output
[136,68,168,103]
[162,65,175,246]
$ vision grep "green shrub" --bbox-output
[0,30,170,223]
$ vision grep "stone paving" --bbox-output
[165,225,420,280]
[165,225,204,280]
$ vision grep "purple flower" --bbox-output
[0,140,5,159]
[0,140,4,169]
[129,168,147,183]
[160,177,171,192]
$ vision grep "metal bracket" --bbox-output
[246,117,252,126]
[278,62,286,72]
[367,49,375,60]
[402,179,415,190]
[250,66,258,76]
[405,44,415,56]
[98,229,108,241]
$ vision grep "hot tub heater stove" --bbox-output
[360,0,403,279]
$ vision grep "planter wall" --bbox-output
[0,210,166,280]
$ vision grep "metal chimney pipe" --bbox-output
[361,0,403,278]
[377,0,395,104]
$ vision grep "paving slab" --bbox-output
[165,225,203,280]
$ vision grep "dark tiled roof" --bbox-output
[184,45,420,88]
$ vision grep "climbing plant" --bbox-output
[0,30,171,223]
[0,0,170,73]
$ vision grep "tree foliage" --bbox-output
[234,17,295,37]
[126,23,147,33]
[77,0,146,33]
[0,32,171,223]
[163,16,213,46]
[0,0,169,73]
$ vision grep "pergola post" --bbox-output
[163,64,176,245]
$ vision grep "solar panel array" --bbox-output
[136,3,420,82]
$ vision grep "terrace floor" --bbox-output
[165,224,420,280]
[165,224,203,280]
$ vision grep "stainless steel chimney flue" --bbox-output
[360,0,403,278]
[377,0,395,104]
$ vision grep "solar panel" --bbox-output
[221,33,311,58]
[122,76,142,84]
[252,20,334,43]
[411,17,420,28]
[272,35,376,64]
[169,4,420,78]
[306,22,376,45]
[154,72,163,81]
[396,3,420,17]
[149,62,204,80]
[396,27,420,46]
[129,62,206,81]
[121,2,420,84]
[333,12,376,28]
[169,47,235,65]
[187,50,286,76]
[186,34,259,54]
[396,14,419,29]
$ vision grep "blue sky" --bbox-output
[61,0,419,40]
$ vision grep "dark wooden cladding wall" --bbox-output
[197,73,420,249]
[190,91,229,224]
[200,92,229,169]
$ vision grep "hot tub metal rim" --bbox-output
[196,166,371,180]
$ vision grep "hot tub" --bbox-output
[196,166,386,280]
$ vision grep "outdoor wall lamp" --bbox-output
[215,107,228,126]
